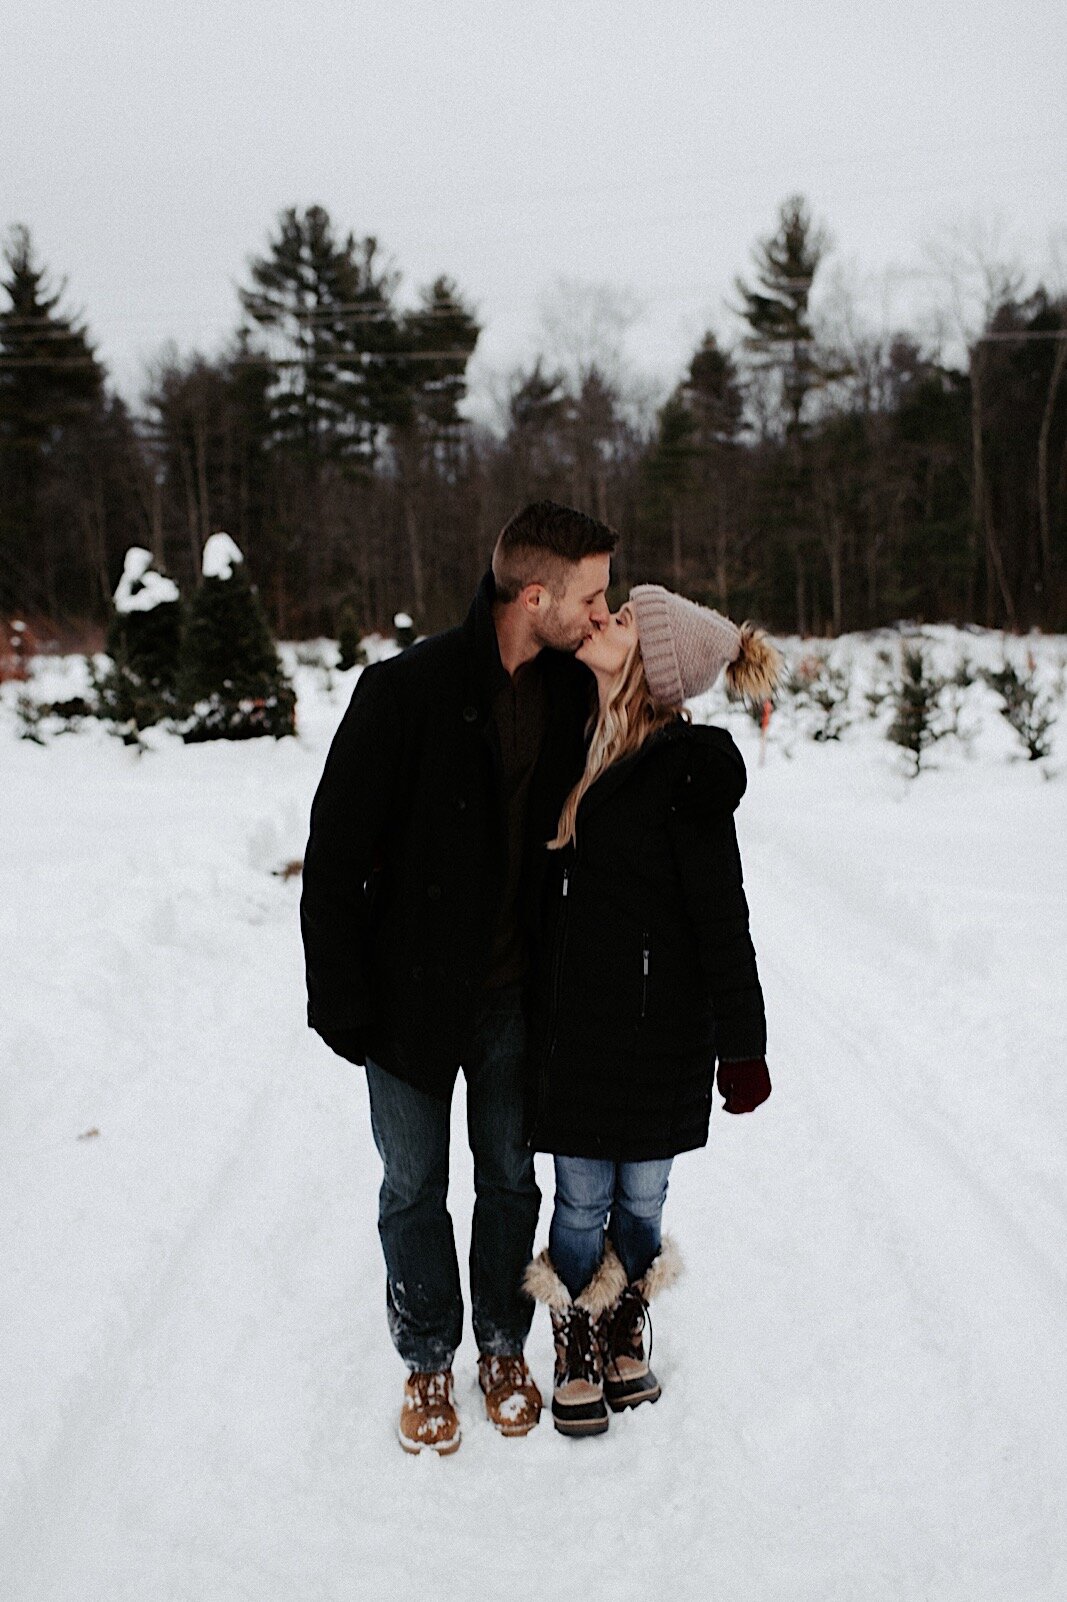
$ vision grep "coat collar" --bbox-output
[461,569,511,713]
[576,718,689,822]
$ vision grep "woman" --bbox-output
[523,585,779,1437]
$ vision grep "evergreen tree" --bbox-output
[399,275,481,438]
[982,657,1057,760]
[734,197,836,633]
[178,533,296,741]
[335,601,365,671]
[239,204,405,463]
[643,391,698,587]
[887,644,947,774]
[0,225,107,618]
[734,195,830,438]
[96,547,183,733]
[683,332,745,444]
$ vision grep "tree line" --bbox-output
[2,198,1065,642]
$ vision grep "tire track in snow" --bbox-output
[2,1045,295,1599]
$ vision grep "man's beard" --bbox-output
[532,614,589,654]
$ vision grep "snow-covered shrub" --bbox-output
[178,534,296,743]
[887,644,948,774]
[982,656,1057,762]
[95,548,183,736]
[865,646,895,719]
[336,604,367,672]
[785,651,853,741]
[393,611,416,651]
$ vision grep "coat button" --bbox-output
[462,705,478,723]
[456,797,468,811]
[426,884,442,901]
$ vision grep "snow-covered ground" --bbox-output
[2,630,1065,1602]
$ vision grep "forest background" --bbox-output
[2,192,1066,647]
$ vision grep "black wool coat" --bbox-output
[526,720,767,1162]
[300,571,592,1099]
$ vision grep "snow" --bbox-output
[201,532,244,581]
[112,547,180,614]
[1,630,1065,1602]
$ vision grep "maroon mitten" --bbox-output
[717,1057,771,1114]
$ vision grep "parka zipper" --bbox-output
[529,864,571,1145]
[640,932,650,1019]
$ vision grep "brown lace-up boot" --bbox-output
[602,1236,683,1412]
[477,1354,542,1436]
[398,1368,461,1456]
[523,1245,627,1437]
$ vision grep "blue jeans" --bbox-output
[365,984,540,1372]
[548,1156,673,1298]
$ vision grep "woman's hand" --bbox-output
[717,1057,771,1114]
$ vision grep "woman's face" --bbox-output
[576,602,639,678]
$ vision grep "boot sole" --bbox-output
[551,1397,610,1436]
[397,1425,462,1456]
[553,1412,610,1437]
[606,1383,661,1411]
[490,1419,541,1437]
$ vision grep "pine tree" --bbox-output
[887,644,947,774]
[0,225,107,618]
[239,204,405,464]
[643,392,698,587]
[96,548,183,733]
[734,195,830,438]
[178,533,296,740]
[335,601,365,671]
[983,657,1056,760]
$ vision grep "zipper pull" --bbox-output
[562,869,570,898]
[642,947,649,975]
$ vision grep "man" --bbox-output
[300,501,616,1454]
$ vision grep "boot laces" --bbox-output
[481,1354,528,1393]
[561,1308,599,1383]
[410,1370,452,1408]
[605,1287,654,1379]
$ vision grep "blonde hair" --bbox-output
[549,642,686,850]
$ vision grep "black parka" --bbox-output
[300,571,592,1099]
[526,720,767,1161]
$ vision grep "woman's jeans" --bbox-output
[549,1155,673,1297]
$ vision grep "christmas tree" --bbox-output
[887,644,946,774]
[336,602,365,671]
[178,533,296,741]
[96,547,182,735]
[983,657,1057,761]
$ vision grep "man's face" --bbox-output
[526,554,612,653]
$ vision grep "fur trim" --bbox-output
[575,1240,628,1318]
[522,1250,572,1313]
[633,1235,684,1302]
[725,625,781,703]
[522,1241,628,1318]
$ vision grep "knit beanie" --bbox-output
[629,584,780,706]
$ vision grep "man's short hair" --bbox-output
[492,500,618,602]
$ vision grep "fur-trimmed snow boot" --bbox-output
[602,1236,683,1412]
[523,1246,627,1437]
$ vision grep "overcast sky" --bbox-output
[3,0,1064,415]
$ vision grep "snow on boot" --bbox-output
[477,1353,542,1437]
[602,1236,683,1412]
[398,1369,461,1456]
[523,1246,627,1437]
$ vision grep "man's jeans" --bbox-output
[365,984,540,1373]
[549,1155,674,1298]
